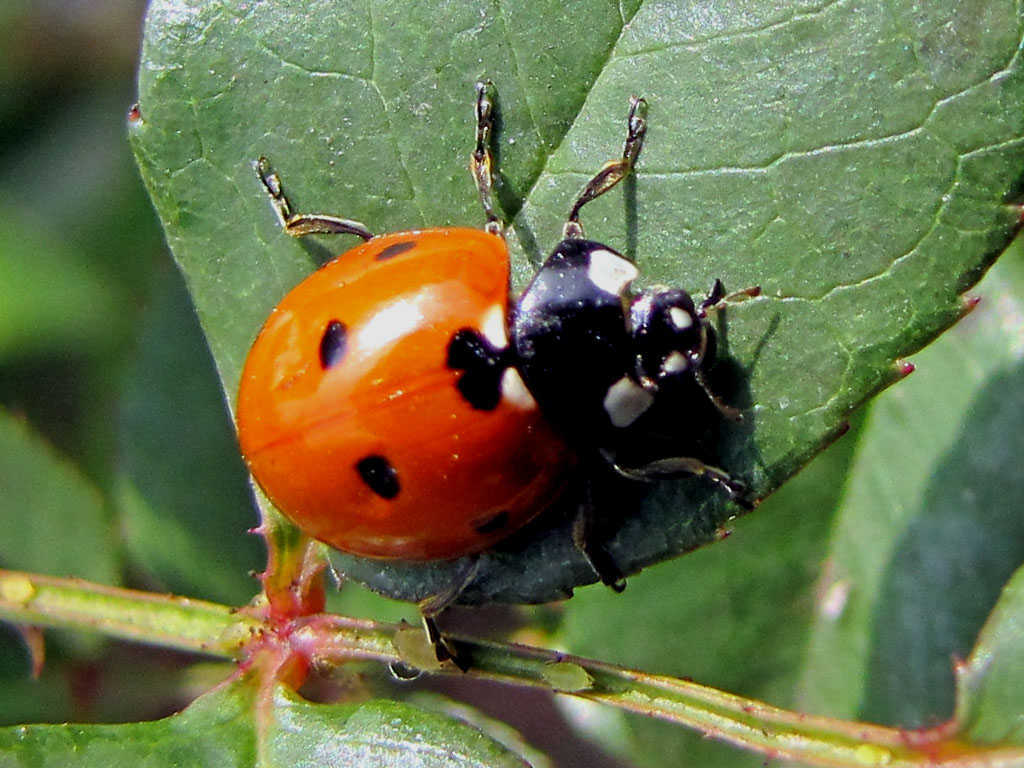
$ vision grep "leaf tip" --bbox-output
[894,359,916,379]
[960,294,982,317]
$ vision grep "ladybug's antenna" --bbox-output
[470,80,504,237]
[563,96,647,240]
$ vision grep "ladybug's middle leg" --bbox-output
[572,467,629,592]
[563,95,648,240]
[470,80,503,237]
[691,279,762,423]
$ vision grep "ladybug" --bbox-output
[237,82,757,625]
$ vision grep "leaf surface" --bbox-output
[132,0,1024,604]
[0,676,531,767]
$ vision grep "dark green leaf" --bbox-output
[115,260,262,604]
[0,410,118,586]
[955,563,1024,744]
[132,0,1024,605]
[794,245,1024,728]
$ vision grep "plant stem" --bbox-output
[0,569,259,658]
[2,568,1020,768]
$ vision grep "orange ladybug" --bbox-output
[237,82,754,605]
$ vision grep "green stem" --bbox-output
[0,569,259,658]
[2,569,1020,768]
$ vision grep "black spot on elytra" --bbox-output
[446,328,506,411]
[473,510,509,534]
[375,240,417,260]
[319,320,348,369]
[356,455,400,499]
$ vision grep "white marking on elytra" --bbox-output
[662,351,689,374]
[358,297,426,350]
[480,304,508,348]
[587,249,639,296]
[669,307,693,330]
[603,376,654,428]
[500,368,537,410]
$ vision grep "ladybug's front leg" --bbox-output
[692,278,762,422]
[255,156,374,240]
[610,454,757,510]
[698,278,762,316]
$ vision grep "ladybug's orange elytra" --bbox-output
[237,228,570,560]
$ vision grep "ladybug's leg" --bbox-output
[414,557,481,672]
[255,157,374,241]
[573,473,627,592]
[420,615,470,672]
[470,80,503,237]
[698,278,762,316]
[563,96,648,240]
[693,278,761,422]
[609,455,756,510]
[693,368,745,423]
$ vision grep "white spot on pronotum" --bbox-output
[587,249,638,296]
[662,351,689,374]
[669,307,693,329]
[480,304,508,348]
[500,368,537,410]
[602,376,654,428]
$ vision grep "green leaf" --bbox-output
[115,259,262,605]
[955,563,1024,745]
[795,244,1024,727]
[0,410,118,586]
[131,0,1024,605]
[0,213,121,362]
[0,410,120,691]
[0,677,534,767]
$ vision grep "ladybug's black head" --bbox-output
[629,287,714,389]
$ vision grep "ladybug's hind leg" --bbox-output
[414,557,481,672]
[563,96,648,240]
[571,464,654,592]
[255,157,374,241]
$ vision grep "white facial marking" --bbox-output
[662,351,689,374]
[587,249,638,296]
[500,368,537,410]
[602,376,655,428]
[669,307,693,330]
[480,304,508,348]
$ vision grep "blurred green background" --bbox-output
[0,0,263,726]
